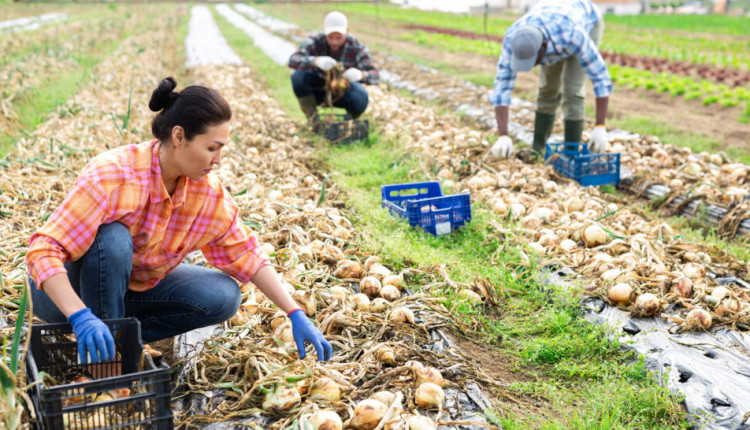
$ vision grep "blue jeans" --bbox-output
[29,223,241,343]
[291,69,369,118]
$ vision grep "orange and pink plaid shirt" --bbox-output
[27,140,269,292]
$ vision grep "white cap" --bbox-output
[324,11,347,35]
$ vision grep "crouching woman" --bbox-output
[26,77,331,364]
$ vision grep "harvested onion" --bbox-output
[634,293,660,316]
[389,307,415,324]
[415,367,443,387]
[685,308,712,331]
[360,276,382,298]
[352,293,371,311]
[350,399,387,430]
[582,224,608,248]
[608,283,633,305]
[414,382,444,408]
[671,276,693,298]
[309,377,341,402]
[308,410,342,430]
[407,415,436,430]
[370,298,389,313]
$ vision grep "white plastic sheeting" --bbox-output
[0,13,67,34]
[233,4,299,34]
[215,3,297,67]
[185,5,242,69]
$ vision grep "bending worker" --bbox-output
[490,0,612,158]
[26,77,331,364]
[288,11,379,123]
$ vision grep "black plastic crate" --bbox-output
[322,113,369,144]
[26,318,173,429]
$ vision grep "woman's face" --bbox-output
[174,122,230,182]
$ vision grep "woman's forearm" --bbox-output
[252,265,300,314]
[41,273,86,318]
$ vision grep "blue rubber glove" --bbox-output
[288,309,332,361]
[68,308,115,364]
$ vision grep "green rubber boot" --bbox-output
[297,95,321,131]
[532,111,556,155]
[564,119,584,150]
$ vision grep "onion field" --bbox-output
[1,2,750,430]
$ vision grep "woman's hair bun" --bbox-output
[148,77,178,112]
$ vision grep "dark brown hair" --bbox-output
[149,77,232,142]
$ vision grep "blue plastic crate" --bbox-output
[381,181,471,236]
[544,142,621,187]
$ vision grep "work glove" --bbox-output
[491,135,513,159]
[289,309,332,361]
[314,56,337,72]
[342,68,364,83]
[68,308,115,364]
[588,125,608,153]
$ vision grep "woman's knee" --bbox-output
[203,276,241,321]
[94,223,133,258]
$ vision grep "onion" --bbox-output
[270,312,286,330]
[608,283,633,305]
[363,256,380,272]
[537,233,559,248]
[601,268,622,282]
[240,299,258,315]
[371,391,395,406]
[330,286,350,301]
[308,410,342,430]
[293,290,316,316]
[389,307,415,324]
[531,207,553,220]
[414,382,444,408]
[368,263,392,279]
[333,260,363,279]
[634,293,660,316]
[360,277,382,298]
[671,276,693,298]
[374,345,396,366]
[521,215,542,230]
[352,293,371,311]
[382,274,404,291]
[458,289,482,305]
[559,239,577,252]
[581,224,608,248]
[370,298,389,313]
[683,263,705,279]
[85,411,112,428]
[492,199,508,215]
[229,310,248,327]
[715,298,741,316]
[415,367,443,387]
[685,308,712,330]
[407,415,436,430]
[321,245,345,264]
[273,322,295,344]
[262,384,301,412]
[380,284,401,302]
[509,203,526,219]
[528,242,546,255]
[351,399,388,430]
[309,377,341,402]
[710,286,729,303]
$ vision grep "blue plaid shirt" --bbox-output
[288,33,379,85]
[490,0,612,106]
